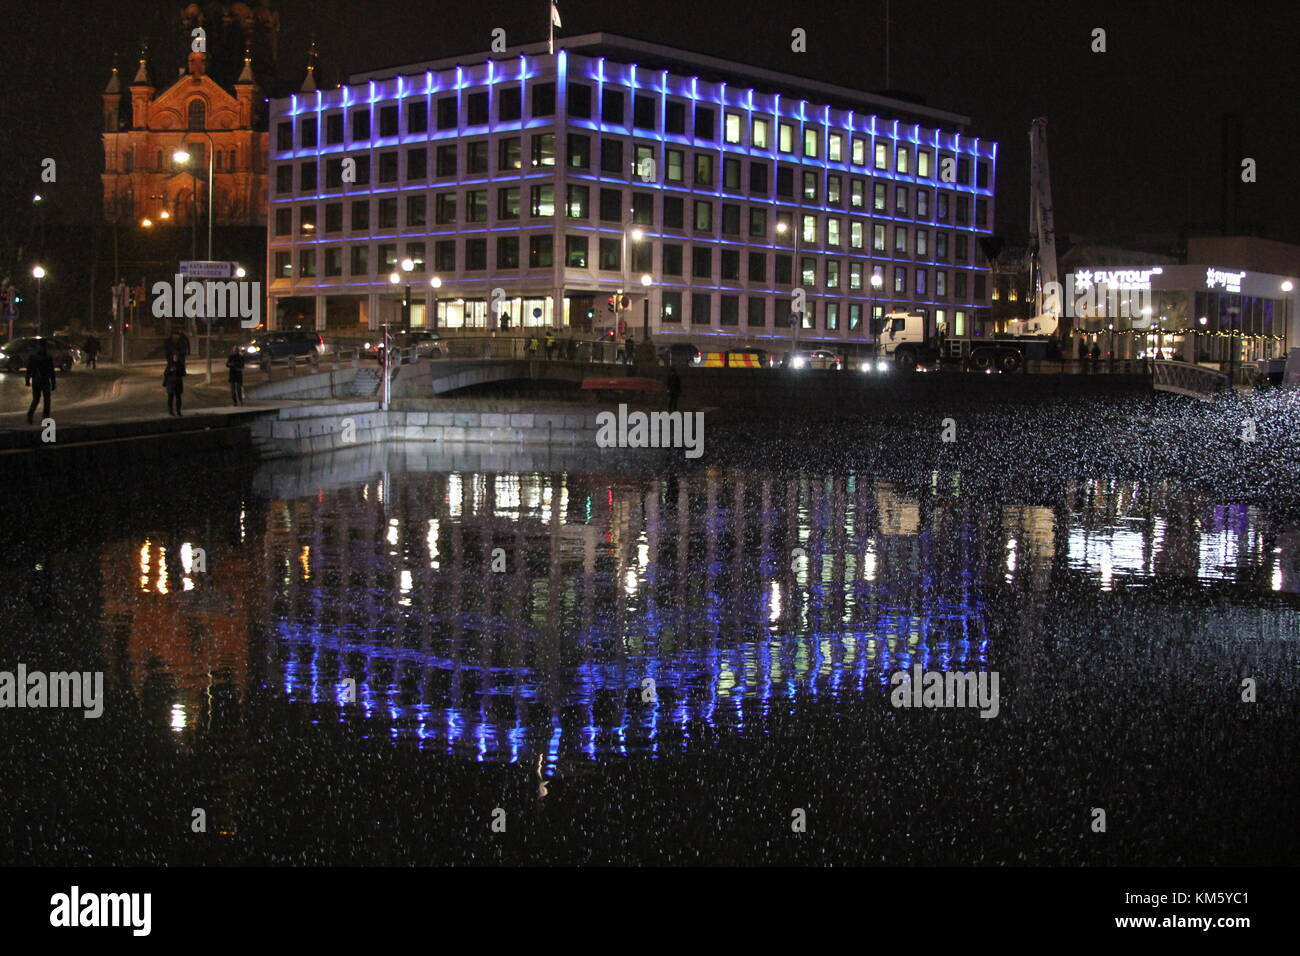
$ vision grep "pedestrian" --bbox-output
[1077,337,1089,373]
[566,335,576,360]
[82,333,101,369]
[544,329,556,359]
[25,339,55,425]
[226,345,246,406]
[624,333,636,366]
[527,333,540,357]
[500,312,511,331]
[163,351,186,416]
[1089,341,1101,374]
[167,328,191,363]
[666,366,681,412]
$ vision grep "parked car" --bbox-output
[242,329,326,366]
[388,330,444,358]
[0,336,79,372]
[658,343,701,367]
[785,349,843,370]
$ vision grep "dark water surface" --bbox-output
[3,395,1298,865]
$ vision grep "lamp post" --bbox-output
[778,217,805,361]
[621,223,645,346]
[31,265,46,337]
[429,276,442,332]
[870,270,883,358]
[172,137,215,261]
[640,272,652,342]
[399,258,414,332]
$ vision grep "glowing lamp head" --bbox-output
[141,218,153,228]
[629,227,645,242]
[776,221,789,235]
[401,258,415,273]
[172,149,191,165]
[1283,280,1294,292]
[388,272,400,284]
[640,274,652,286]
[31,265,46,279]
[235,266,247,278]
[429,276,442,288]
[870,274,883,288]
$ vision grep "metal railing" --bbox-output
[1152,360,1230,400]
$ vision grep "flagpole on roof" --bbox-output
[549,1,562,55]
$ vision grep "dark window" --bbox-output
[275,165,293,194]
[351,200,369,230]
[661,290,682,322]
[436,144,456,178]
[567,134,590,169]
[436,96,458,129]
[378,151,398,184]
[497,236,519,269]
[775,255,792,284]
[351,110,370,140]
[566,236,588,268]
[324,247,342,276]
[378,105,398,137]
[723,157,741,190]
[599,188,622,223]
[720,295,739,326]
[468,140,489,174]
[663,196,684,229]
[692,246,712,278]
[720,249,740,280]
[691,292,711,324]
[566,83,592,118]
[601,138,624,174]
[748,252,766,281]
[467,92,489,126]
[531,133,555,167]
[976,160,990,189]
[499,87,522,122]
[434,240,455,272]
[599,238,621,271]
[632,192,653,225]
[665,100,686,135]
[694,105,715,140]
[750,161,769,195]
[276,122,292,151]
[407,147,427,180]
[531,82,556,117]
[662,244,683,276]
[300,117,317,148]
[721,203,740,235]
[633,94,655,129]
[324,203,343,233]
[299,161,317,191]
[406,195,426,227]
[497,187,520,220]
[325,114,344,144]
[378,197,397,228]
[435,193,456,224]
[466,190,487,222]
[498,137,521,171]
[274,207,292,236]
[529,235,553,268]
[349,246,369,276]
[407,102,427,134]
[465,238,487,270]
[747,297,766,326]
[776,166,794,199]
[601,89,625,125]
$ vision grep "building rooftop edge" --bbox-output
[336,32,972,130]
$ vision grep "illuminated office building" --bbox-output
[266,33,997,346]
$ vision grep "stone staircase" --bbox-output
[348,367,382,397]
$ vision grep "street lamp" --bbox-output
[640,272,653,341]
[429,276,442,332]
[31,265,46,336]
[172,140,215,261]
[400,258,415,332]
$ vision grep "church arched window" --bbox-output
[188,99,206,131]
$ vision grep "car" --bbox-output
[658,343,701,367]
[0,336,79,373]
[387,330,445,359]
[242,328,325,366]
[785,349,843,370]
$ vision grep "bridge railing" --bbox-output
[1152,360,1230,400]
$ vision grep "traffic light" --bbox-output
[619,294,631,310]
[607,295,616,313]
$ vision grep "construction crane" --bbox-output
[1007,117,1060,337]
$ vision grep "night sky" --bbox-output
[3,0,1298,266]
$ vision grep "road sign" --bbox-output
[3,305,16,318]
[179,260,234,278]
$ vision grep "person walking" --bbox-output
[167,328,191,364]
[82,333,101,369]
[226,345,246,406]
[544,329,556,359]
[1077,336,1089,374]
[624,333,636,366]
[163,351,186,416]
[527,333,540,358]
[1089,341,1101,374]
[666,366,682,412]
[25,339,55,425]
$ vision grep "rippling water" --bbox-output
[5,414,1299,864]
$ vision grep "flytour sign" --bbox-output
[1073,267,1164,291]
[1205,268,1246,293]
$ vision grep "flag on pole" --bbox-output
[551,1,562,27]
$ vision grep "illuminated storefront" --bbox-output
[1065,264,1294,364]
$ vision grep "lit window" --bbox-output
[725,113,742,144]
[752,118,770,149]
